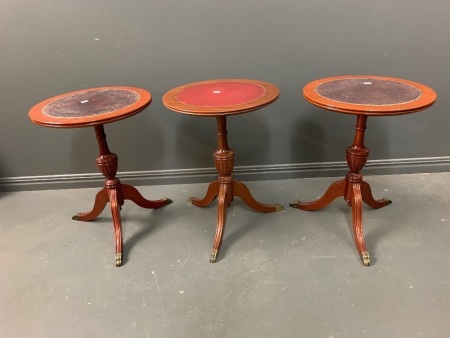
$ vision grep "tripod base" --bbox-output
[190,178,283,263]
[290,177,391,266]
[73,183,172,267]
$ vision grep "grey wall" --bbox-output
[1,0,449,190]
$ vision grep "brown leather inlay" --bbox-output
[316,78,421,106]
[43,89,140,118]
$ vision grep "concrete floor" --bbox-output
[1,172,449,337]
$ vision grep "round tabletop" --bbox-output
[162,79,279,116]
[29,86,152,128]
[303,75,437,116]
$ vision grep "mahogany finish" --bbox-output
[29,86,172,266]
[290,76,437,266]
[163,79,283,263]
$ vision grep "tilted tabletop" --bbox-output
[29,86,152,128]
[303,75,437,116]
[162,79,279,116]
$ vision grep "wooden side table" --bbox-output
[29,86,172,266]
[163,79,284,263]
[290,76,437,266]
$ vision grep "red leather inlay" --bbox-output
[176,82,267,107]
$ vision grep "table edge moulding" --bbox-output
[29,86,152,128]
[162,78,280,115]
[302,75,437,115]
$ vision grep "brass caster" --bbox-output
[210,249,218,263]
[384,199,393,206]
[163,198,173,205]
[187,197,194,205]
[115,253,122,267]
[274,203,284,212]
[72,213,81,221]
[361,251,370,266]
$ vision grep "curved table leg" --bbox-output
[189,181,219,207]
[350,183,370,266]
[72,188,109,221]
[361,181,392,209]
[233,180,283,212]
[121,184,172,209]
[107,188,123,267]
[210,184,228,263]
[289,179,346,211]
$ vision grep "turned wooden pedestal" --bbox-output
[163,79,283,262]
[290,76,437,266]
[29,86,172,266]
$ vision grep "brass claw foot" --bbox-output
[361,251,370,266]
[115,253,122,267]
[210,250,218,263]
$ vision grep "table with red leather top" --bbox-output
[290,75,437,266]
[163,79,284,263]
[29,86,172,267]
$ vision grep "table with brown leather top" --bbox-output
[29,86,172,267]
[290,75,437,266]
